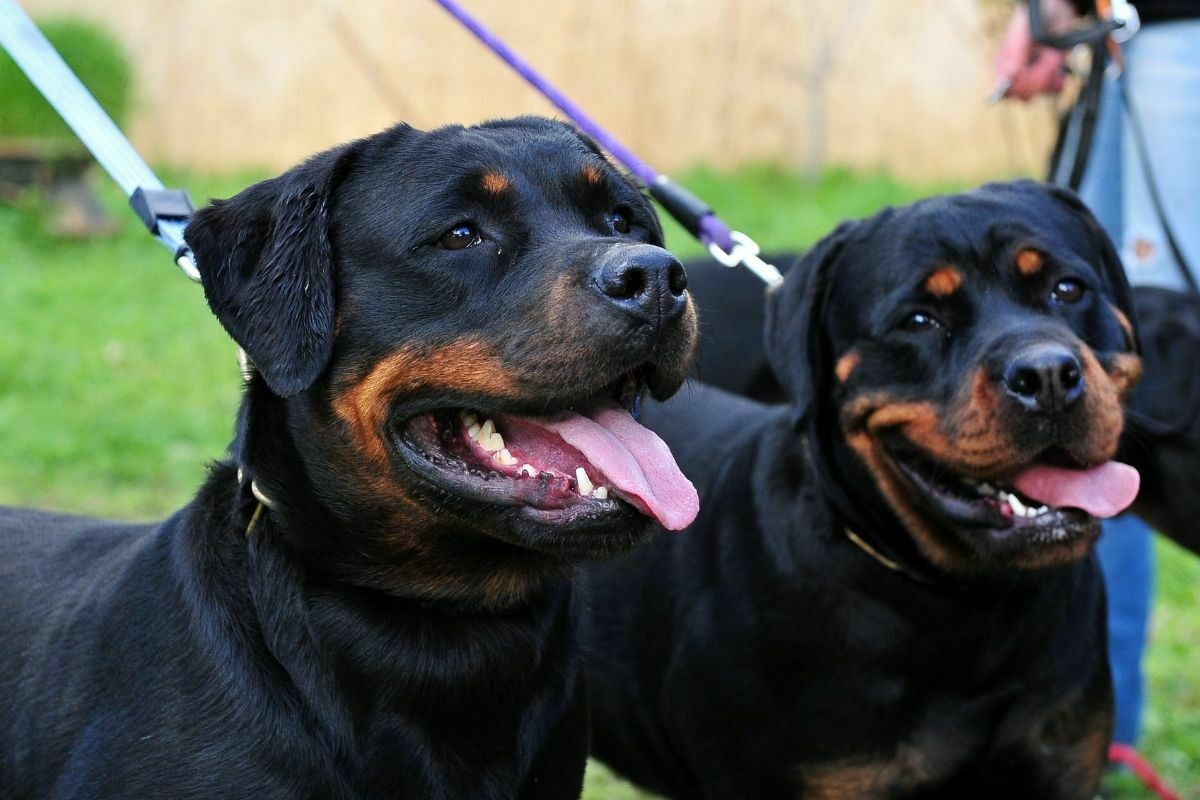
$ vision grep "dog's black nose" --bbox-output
[594,245,688,323]
[1003,344,1085,414]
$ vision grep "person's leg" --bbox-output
[1095,515,1156,744]
[1073,72,1122,237]
[1119,20,1200,290]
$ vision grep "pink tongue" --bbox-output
[1011,461,1140,519]
[536,402,699,530]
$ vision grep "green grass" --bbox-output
[0,17,133,143]
[0,168,263,518]
[0,164,1195,798]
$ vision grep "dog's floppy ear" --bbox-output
[185,141,360,397]
[764,220,860,426]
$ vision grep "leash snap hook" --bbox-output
[1110,0,1140,43]
[707,231,784,289]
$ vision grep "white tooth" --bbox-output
[461,411,478,425]
[962,477,979,486]
[467,423,481,438]
[494,448,518,466]
[518,464,537,477]
[591,486,609,499]
[1007,493,1027,516]
[1053,527,1067,540]
[477,419,495,442]
[484,432,505,453]
[1035,505,1049,516]
[977,482,994,496]
[575,468,594,496]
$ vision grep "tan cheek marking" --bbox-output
[842,395,975,570]
[836,373,1030,571]
[923,266,962,297]
[481,172,511,194]
[844,428,965,573]
[1075,345,1128,463]
[844,376,1018,473]
[1016,248,1043,276]
[580,163,604,185]
[835,351,861,384]
[333,340,520,463]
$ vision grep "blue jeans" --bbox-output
[1095,516,1155,745]
[1065,20,1200,746]
[1069,20,1200,291]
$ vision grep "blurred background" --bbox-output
[0,1,1195,797]
[4,0,1066,179]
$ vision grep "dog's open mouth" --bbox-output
[396,376,698,530]
[887,444,1140,544]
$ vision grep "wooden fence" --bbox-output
[19,0,1062,181]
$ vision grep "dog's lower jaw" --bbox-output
[833,429,1101,579]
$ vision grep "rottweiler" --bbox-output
[0,117,700,799]
[683,253,1200,555]
[582,180,1142,799]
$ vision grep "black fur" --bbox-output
[1120,286,1200,554]
[583,181,1139,799]
[0,117,697,799]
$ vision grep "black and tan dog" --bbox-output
[0,117,699,799]
[583,181,1142,799]
[682,253,1200,556]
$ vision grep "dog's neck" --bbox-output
[177,468,580,792]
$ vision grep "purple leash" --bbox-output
[434,0,783,288]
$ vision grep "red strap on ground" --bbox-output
[1108,743,1181,800]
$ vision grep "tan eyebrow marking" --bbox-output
[480,172,511,194]
[1016,248,1043,276]
[581,163,604,185]
[923,266,963,297]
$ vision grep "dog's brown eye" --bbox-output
[438,223,481,250]
[902,311,942,333]
[608,210,631,235]
[1050,278,1084,305]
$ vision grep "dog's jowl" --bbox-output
[0,117,698,799]
[583,180,1141,800]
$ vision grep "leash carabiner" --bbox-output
[1109,0,1141,43]
[707,231,783,289]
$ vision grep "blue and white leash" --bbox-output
[0,0,198,281]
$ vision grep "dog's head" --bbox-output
[767,180,1142,575]
[185,117,699,603]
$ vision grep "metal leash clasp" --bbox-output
[1110,0,1140,43]
[707,230,784,289]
